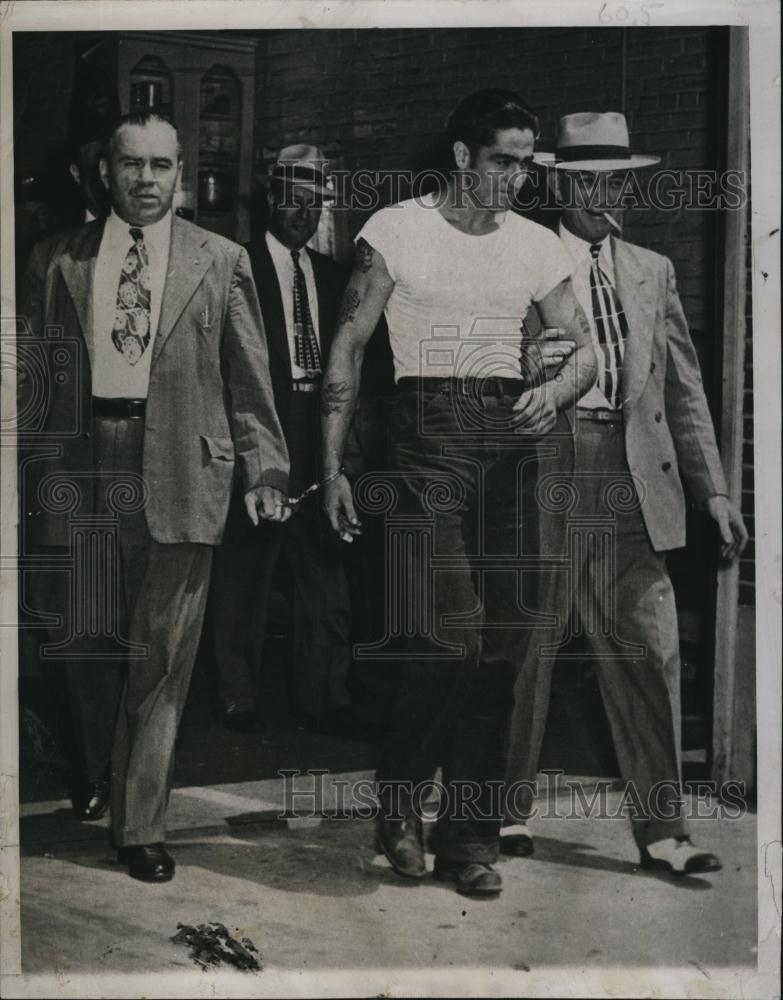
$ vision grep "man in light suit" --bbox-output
[207,145,352,734]
[502,113,747,875]
[21,111,289,882]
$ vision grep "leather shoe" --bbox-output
[375,815,425,880]
[639,836,722,877]
[433,860,502,896]
[499,824,534,857]
[76,779,110,822]
[117,843,175,883]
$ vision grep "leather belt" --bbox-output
[291,379,321,394]
[396,376,528,397]
[92,397,147,419]
[576,407,623,424]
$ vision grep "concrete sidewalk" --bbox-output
[14,772,760,996]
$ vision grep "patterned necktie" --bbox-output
[589,242,627,409]
[112,227,151,366]
[291,249,322,376]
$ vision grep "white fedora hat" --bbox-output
[534,112,660,171]
[270,143,333,198]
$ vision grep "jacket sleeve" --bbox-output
[662,256,728,505]
[19,239,49,338]
[222,245,290,494]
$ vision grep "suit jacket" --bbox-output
[245,237,346,439]
[20,215,289,547]
[537,235,727,552]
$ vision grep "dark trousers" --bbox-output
[25,558,124,786]
[54,415,213,846]
[208,391,350,719]
[377,383,538,864]
[504,417,686,847]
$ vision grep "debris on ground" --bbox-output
[171,922,263,972]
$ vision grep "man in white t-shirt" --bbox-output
[321,89,598,897]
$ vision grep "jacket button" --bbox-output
[662,461,671,472]
[82,431,91,439]
[654,412,662,423]
[650,362,656,373]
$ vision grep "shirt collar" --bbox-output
[558,220,614,280]
[106,208,172,256]
[266,228,310,267]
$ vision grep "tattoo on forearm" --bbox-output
[320,379,353,416]
[356,238,374,273]
[338,288,361,326]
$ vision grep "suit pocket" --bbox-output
[200,434,235,461]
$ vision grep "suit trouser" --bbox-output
[504,416,687,847]
[24,558,124,785]
[208,391,350,719]
[64,415,213,848]
[377,384,538,864]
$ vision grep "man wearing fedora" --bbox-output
[208,144,354,734]
[501,112,748,875]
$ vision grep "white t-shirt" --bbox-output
[90,209,171,399]
[356,193,573,381]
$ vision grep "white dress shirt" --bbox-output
[90,209,172,399]
[558,221,621,410]
[265,230,321,379]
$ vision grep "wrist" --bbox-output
[322,466,346,486]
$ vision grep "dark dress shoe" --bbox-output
[499,830,534,857]
[76,779,110,822]
[639,836,722,877]
[375,816,426,880]
[117,843,175,883]
[433,860,503,896]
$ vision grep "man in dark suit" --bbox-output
[207,144,352,733]
[21,110,289,882]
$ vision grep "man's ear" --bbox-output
[452,140,471,171]
[547,169,564,207]
[98,157,111,192]
[68,163,81,188]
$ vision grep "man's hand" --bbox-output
[245,486,291,525]
[520,338,575,384]
[511,383,558,436]
[323,473,362,543]
[704,495,748,561]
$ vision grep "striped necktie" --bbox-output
[291,249,322,376]
[589,242,626,409]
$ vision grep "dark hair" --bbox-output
[446,89,540,154]
[101,110,182,160]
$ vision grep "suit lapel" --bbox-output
[153,217,214,365]
[249,238,291,369]
[614,237,656,408]
[57,221,105,338]
[309,248,334,355]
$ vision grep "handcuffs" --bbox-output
[283,466,345,512]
